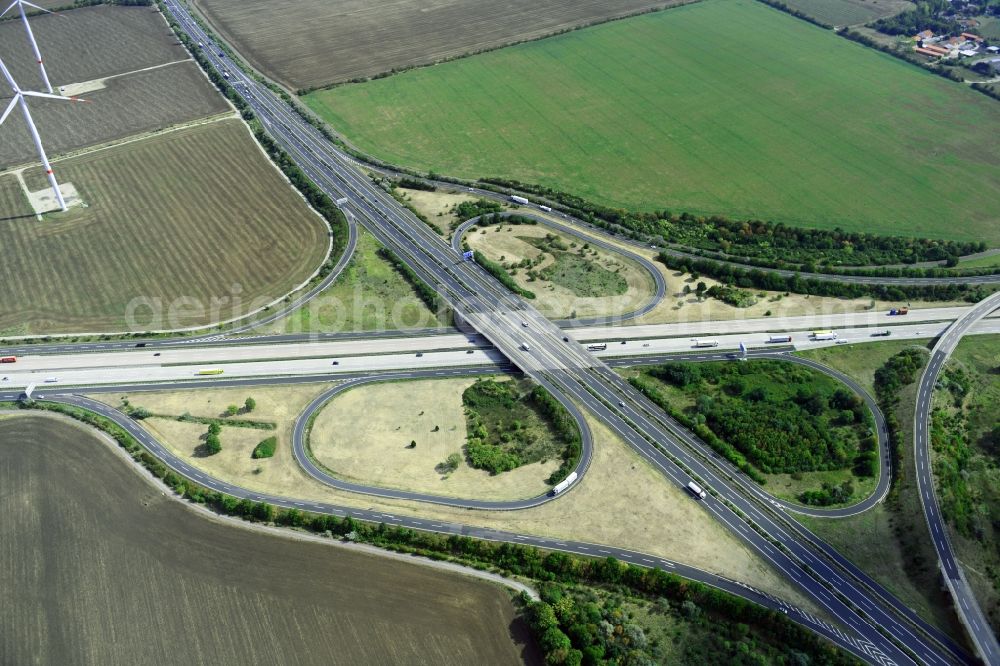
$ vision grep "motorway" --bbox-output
[34,388,878,664]
[48,3,983,663]
[2,295,996,359]
[914,291,1000,662]
[3,315,999,391]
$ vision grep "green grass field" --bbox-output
[958,252,1000,269]
[260,230,445,333]
[307,0,1000,245]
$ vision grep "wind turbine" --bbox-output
[0,57,87,212]
[1,0,57,94]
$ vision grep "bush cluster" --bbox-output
[705,284,757,308]
[800,480,855,506]
[252,436,277,459]
[473,250,536,299]
[452,199,503,222]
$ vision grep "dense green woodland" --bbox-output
[462,379,581,484]
[633,361,876,476]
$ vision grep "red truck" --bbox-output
[0,356,16,363]
[889,307,909,316]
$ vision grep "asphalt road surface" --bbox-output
[40,392,881,664]
[913,291,1000,663]
[451,212,667,325]
[111,4,989,662]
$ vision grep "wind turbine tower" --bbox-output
[0,57,87,212]
[1,0,57,94]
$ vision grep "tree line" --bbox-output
[11,398,856,666]
[659,253,997,303]
[477,177,983,268]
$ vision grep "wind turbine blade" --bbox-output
[20,1,55,14]
[0,96,18,126]
[0,1,17,18]
[15,1,53,93]
[16,95,66,211]
[21,90,87,103]
[0,58,17,93]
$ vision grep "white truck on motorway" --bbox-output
[811,330,838,341]
[687,481,707,499]
[692,339,719,348]
[767,335,792,343]
[539,205,552,212]
[510,195,530,205]
[552,472,578,495]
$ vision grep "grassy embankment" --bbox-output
[305,0,1000,244]
[260,230,447,334]
[929,335,1000,632]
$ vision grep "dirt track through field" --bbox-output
[0,414,538,665]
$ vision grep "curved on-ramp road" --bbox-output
[452,212,667,327]
[914,291,1000,663]
[290,368,594,510]
[28,390,880,665]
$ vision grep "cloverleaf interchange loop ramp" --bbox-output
[6,0,995,662]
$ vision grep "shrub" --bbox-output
[205,434,222,455]
[252,436,277,459]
